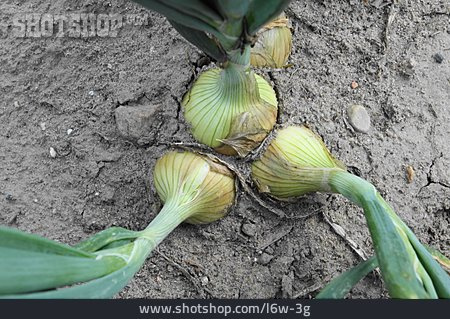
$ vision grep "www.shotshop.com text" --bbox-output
[138,303,311,317]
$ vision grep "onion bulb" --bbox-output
[251,13,292,68]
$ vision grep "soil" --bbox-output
[0,0,449,299]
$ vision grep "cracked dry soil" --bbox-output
[0,0,449,298]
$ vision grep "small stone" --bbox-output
[107,63,113,69]
[433,53,444,64]
[116,91,136,105]
[200,276,209,286]
[385,130,397,138]
[115,104,160,140]
[351,81,359,89]
[241,223,257,237]
[400,58,416,77]
[257,253,274,265]
[14,101,20,108]
[406,165,415,184]
[347,104,371,133]
[67,128,73,135]
[100,186,116,204]
[39,122,46,131]
[49,147,57,158]
[5,194,16,201]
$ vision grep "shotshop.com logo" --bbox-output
[1,12,149,38]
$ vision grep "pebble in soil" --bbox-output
[347,104,371,133]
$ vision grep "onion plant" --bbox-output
[133,0,292,156]
[250,13,292,68]
[251,126,450,299]
[317,247,450,299]
[0,151,235,298]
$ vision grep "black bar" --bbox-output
[1,299,449,319]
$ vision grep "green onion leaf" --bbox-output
[246,0,292,35]
[426,246,450,271]
[316,256,378,299]
[251,125,450,299]
[400,219,450,298]
[1,241,147,299]
[169,20,227,63]
[0,226,92,257]
[163,0,224,25]
[0,247,126,295]
[74,227,140,253]
[216,0,250,20]
[360,196,430,298]
[1,152,236,299]
[133,0,228,45]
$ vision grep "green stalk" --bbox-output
[169,20,227,63]
[131,1,294,152]
[1,198,193,299]
[1,242,144,299]
[133,0,227,44]
[1,151,236,299]
[0,226,92,257]
[0,247,126,295]
[383,203,450,298]
[0,226,127,295]
[134,0,293,52]
[426,246,450,270]
[318,242,450,299]
[329,170,450,298]
[226,45,251,67]
[139,198,191,247]
[74,227,140,253]
[246,0,292,34]
[251,126,450,299]
[316,256,378,299]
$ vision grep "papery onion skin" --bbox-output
[251,126,345,198]
[154,151,235,224]
[182,65,278,156]
[251,14,293,68]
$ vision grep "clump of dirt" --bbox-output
[0,0,448,299]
